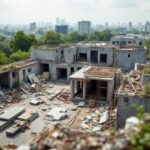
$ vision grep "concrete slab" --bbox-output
[0,107,25,121]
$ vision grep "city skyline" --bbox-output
[0,0,150,25]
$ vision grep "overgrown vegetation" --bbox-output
[131,113,150,150]
[144,68,150,74]
[145,40,150,61]
[10,50,30,62]
[0,51,9,65]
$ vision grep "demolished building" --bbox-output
[117,70,150,128]
[0,60,40,89]
[0,35,150,148]
[0,35,147,89]
[69,66,121,106]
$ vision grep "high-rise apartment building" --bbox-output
[55,25,68,35]
[30,22,36,31]
[78,21,91,34]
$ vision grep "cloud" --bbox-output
[0,0,149,24]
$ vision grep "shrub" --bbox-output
[10,50,30,62]
[144,68,150,74]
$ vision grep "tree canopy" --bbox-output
[11,31,37,52]
[43,31,62,45]
[88,30,113,41]
[0,51,9,65]
[0,29,114,65]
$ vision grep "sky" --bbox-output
[0,0,150,25]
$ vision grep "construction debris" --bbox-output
[27,73,40,83]
[40,72,49,82]
[47,107,68,121]
[119,71,142,95]
[56,90,70,103]
[23,115,146,150]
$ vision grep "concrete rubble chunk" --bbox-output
[30,99,40,105]
[78,102,85,107]
[71,106,78,111]
[100,111,108,124]
[92,126,102,132]
[125,116,140,129]
[21,95,28,100]
[17,145,30,150]
[47,107,68,121]
[0,91,4,97]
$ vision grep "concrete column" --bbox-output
[87,48,91,62]
[83,81,86,100]
[67,67,71,80]
[9,71,13,89]
[98,51,100,64]
[71,80,75,100]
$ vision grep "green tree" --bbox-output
[88,30,113,41]
[68,32,87,43]
[43,31,61,45]
[0,51,9,65]
[11,31,37,52]
[0,41,12,56]
[10,50,30,62]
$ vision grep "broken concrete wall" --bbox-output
[114,48,147,72]
[117,95,150,128]
[135,48,147,65]
[65,47,77,64]
[77,46,113,66]
[111,36,144,46]
[98,47,113,66]
[18,62,41,83]
[78,47,91,62]
[142,74,150,85]
[31,49,56,61]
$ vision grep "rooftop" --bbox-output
[0,60,38,74]
[70,66,117,80]
[114,44,145,50]
[77,42,111,48]
[112,35,144,40]
[34,44,75,51]
[85,67,116,78]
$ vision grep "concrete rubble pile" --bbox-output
[56,90,70,103]
[121,71,142,94]
[47,107,68,121]
[3,115,145,150]
[79,107,117,131]
[0,90,21,109]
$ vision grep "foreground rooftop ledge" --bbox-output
[0,60,39,74]
[69,66,118,81]
[32,44,76,51]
